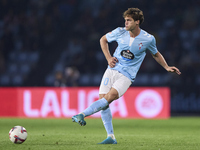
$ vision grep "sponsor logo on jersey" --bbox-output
[121,50,134,61]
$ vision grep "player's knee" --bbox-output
[105,92,119,102]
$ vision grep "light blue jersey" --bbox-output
[106,27,158,82]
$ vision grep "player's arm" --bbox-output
[152,51,181,75]
[100,35,118,68]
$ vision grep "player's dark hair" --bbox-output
[123,8,144,25]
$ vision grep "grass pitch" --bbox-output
[0,117,200,150]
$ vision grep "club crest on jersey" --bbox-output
[121,50,134,61]
[138,43,143,50]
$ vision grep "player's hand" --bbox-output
[166,66,181,75]
[108,57,118,68]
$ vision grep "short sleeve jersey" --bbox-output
[106,27,158,82]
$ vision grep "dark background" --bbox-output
[0,0,200,115]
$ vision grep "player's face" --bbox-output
[124,16,139,31]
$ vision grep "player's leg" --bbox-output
[98,89,119,144]
[72,69,114,126]
[99,93,115,140]
[97,69,117,143]
[81,87,119,117]
[72,88,118,126]
[79,69,120,118]
[72,69,131,128]
[71,97,109,126]
[100,105,117,144]
[98,72,132,144]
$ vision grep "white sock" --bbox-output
[107,134,115,140]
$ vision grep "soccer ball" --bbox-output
[9,126,27,144]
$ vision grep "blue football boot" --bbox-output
[72,114,86,126]
[98,137,117,144]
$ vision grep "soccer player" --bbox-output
[72,8,181,144]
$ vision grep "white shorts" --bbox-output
[99,68,132,97]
